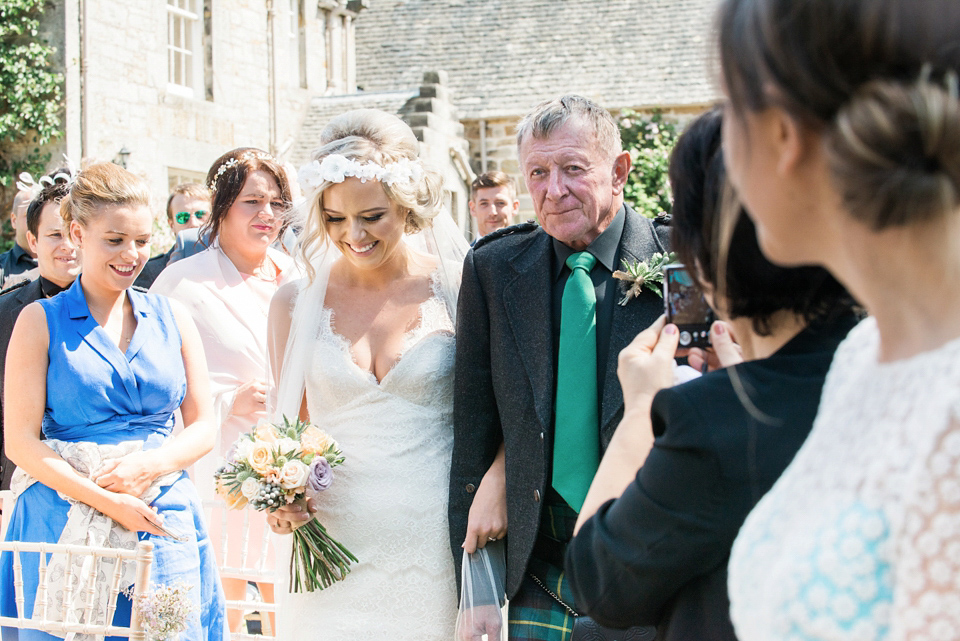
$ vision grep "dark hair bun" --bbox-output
[827,76,960,230]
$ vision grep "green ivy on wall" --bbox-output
[620,109,679,219]
[0,0,63,250]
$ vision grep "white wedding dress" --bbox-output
[728,318,960,641]
[275,274,459,640]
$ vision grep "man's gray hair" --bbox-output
[515,94,622,159]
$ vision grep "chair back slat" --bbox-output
[105,547,125,631]
[82,552,100,626]
[36,544,48,620]
[129,540,153,639]
[219,503,229,565]
[60,549,75,624]
[258,517,271,573]
[12,548,24,622]
[240,508,251,568]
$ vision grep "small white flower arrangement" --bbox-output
[126,580,197,641]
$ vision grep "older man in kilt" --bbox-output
[450,94,669,641]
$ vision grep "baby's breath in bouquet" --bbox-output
[125,580,196,641]
[215,416,357,592]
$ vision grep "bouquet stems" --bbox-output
[289,519,359,592]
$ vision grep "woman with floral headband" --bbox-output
[0,162,226,639]
[265,109,480,640]
[151,147,293,632]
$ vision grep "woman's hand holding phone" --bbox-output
[685,321,744,373]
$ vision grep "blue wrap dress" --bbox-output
[0,279,226,640]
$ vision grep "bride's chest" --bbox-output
[308,305,455,410]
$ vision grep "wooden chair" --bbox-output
[0,536,154,640]
[203,499,276,639]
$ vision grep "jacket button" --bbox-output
[466,483,476,493]
[534,489,541,502]
[539,431,544,442]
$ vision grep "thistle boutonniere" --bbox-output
[612,251,677,305]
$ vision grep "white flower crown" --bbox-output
[207,150,276,192]
[298,154,424,193]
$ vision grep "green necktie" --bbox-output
[552,251,600,512]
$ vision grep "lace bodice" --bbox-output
[275,274,459,641]
[728,318,960,641]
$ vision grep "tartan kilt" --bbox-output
[508,496,580,641]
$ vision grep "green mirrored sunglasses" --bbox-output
[175,210,208,225]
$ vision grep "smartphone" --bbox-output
[663,264,714,348]
[153,520,190,543]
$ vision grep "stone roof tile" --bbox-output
[354,0,721,119]
[290,90,418,165]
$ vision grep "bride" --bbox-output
[266,109,482,639]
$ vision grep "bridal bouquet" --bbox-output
[214,416,358,592]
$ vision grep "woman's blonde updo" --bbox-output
[718,0,960,230]
[60,162,151,228]
[297,109,444,277]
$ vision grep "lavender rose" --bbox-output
[307,457,334,493]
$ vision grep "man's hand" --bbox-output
[267,497,316,534]
[685,321,743,372]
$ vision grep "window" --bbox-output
[289,0,307,89]
[167,0,204,98]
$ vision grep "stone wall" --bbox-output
[48,0,358,250]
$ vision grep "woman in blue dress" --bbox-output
[0,162,227,640]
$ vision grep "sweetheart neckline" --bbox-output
[321,299,452,387]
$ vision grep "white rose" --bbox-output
[236,439,254,462]
[240,477,261,500]
[279,459,309,490]
[276,437,302,456]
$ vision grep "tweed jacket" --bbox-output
[449,205,669,597]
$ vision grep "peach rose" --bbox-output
[255,420,279,445]
[216,479,248,511]
[279,459,309,490]
[300,426,331,455]
[248,442,274,476]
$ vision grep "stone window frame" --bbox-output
[166,0,204,99]
[288,0,308,89]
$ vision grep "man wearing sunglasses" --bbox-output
[134,182,211,288]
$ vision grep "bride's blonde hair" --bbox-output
[296,109,444,281]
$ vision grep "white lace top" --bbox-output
[728,318,960,641]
